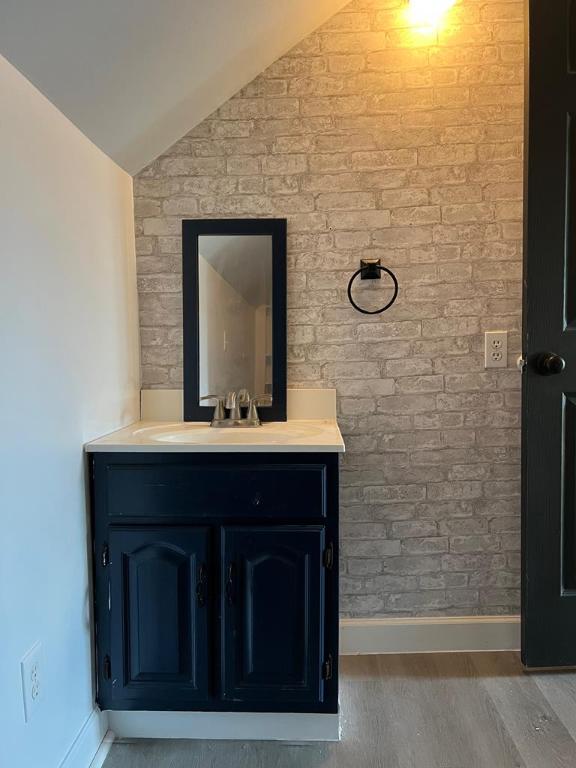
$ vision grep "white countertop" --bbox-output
[85,419,345,453]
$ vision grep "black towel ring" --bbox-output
[347,258,399,315]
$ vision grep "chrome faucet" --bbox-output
[225,391,240,421]
[200,391,272,427]
[225,389,250,421]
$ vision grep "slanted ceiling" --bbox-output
[0,0,349,174]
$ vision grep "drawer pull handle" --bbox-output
[252,493,263,508]
[196,563,207,606]
[226,563,235,605]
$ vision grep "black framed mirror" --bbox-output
[183,218,287,422]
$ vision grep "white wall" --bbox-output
[0,54,140,768]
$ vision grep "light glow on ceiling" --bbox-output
[407,0,457,29]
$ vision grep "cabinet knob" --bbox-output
[252,492,263,508]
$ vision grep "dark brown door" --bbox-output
[522,0,576,666]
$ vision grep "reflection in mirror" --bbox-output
[198,235,273,402]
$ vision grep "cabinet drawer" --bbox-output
[104,464,327,519]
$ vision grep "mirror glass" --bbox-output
[198,234,273,402]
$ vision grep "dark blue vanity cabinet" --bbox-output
[90,452,339,714]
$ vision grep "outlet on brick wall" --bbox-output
[484,331,508,369]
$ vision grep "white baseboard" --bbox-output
[88,730,115,768]
[340,616,521,655]
[59,709,110,768]
[107,711,340,742]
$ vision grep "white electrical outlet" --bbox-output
[21,642,42,722]
[485,331,508,369]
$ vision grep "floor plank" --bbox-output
[533,668,576,741]
[340,654,524,768]
[103,652,576,768]
[471,652,576,768]
[102,739,334,768]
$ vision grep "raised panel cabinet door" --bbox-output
[221,526,325,706]
[108,527,210,707]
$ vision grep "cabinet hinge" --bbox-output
[101,544,109,568]
[322,654,333,681]
[103,655,111,680]
[323,542,334,570]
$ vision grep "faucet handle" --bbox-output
[225,391,237,409]
[247,394,273,425]
[199,395,226,422]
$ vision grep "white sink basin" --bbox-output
[132,422,324,445]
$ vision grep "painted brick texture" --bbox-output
[134,0,524,617]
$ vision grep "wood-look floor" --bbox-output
[102,653,576,768]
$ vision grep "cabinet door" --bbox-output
[221,526,325,706]
[109,527,210,707]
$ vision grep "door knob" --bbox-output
[535,352,566,375]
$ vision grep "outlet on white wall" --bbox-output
[485,331,508,369]
[21,642,43,722]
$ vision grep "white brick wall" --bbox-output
[134,0,524,617]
